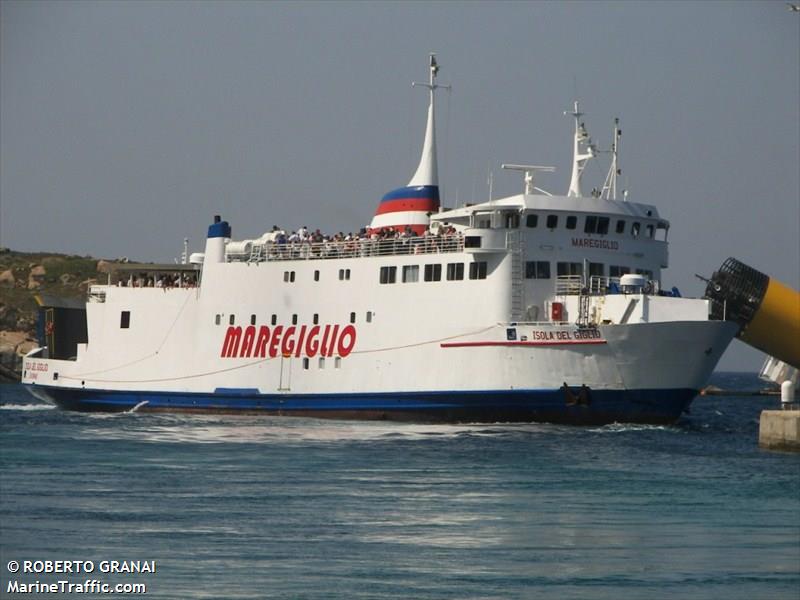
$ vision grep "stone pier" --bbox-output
[759,410,800,452]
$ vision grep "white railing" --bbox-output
[555,275,661,295]
[228,233,465,263]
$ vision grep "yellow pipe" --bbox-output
[739,278,800,368]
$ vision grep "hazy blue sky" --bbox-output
[1,1,798,371]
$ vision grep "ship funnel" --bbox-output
[204,215,231,264]
[368,54,446,235]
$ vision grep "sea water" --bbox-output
[1,373,798,599]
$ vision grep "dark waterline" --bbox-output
[1,373,798,599]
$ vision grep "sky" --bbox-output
[1,1,798,371]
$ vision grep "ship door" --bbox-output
[278,354,292,391]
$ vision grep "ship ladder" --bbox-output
[507,230,525,321]
[578,291,591,327]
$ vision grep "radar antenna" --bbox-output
[501,164,556,196]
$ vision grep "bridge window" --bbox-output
[526,214,538,228]
[469,261,487,280]
[424,264,442,282]
[584,216,597,233]
[446,263,464,280]
[120,311,130,329]
[504,212,520,228]
[546,215,558,229]
[566,216,577,230]
[597,217,610,235]
[616,219,626,234]
[402,265,419,283]
[379,266,397,284]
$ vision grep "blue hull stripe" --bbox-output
[27,385,699,425]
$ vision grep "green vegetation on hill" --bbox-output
[0,249,110,380]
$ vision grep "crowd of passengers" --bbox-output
[117,273,198,288]
[251,224,462,260]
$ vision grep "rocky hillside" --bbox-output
[0,248,107,381]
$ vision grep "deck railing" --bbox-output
[228,233,465,263]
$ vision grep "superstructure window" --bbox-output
[215,314,221,326]
[469,261,488,280]
[646,224,655,239]
[632,222,641,237]
[566,216,577,230]
[350,312,356,324]
[557,262,583,276]
[120,311,130,329]
[610,265,631,277]
[597,217,610,235]
[525,261,551,279]
[636,269,654,279]
[229,314,235,325]
[615,220,626,234]
[588,262,605,277]
[314,270,320,281]
[292,314,298,325]
[546,215,558,229]
[446,263,464,280]
[402,265,419,283]
[271,314,277,326]
[339,269,351,281]
[284,271,296,282]
[313,313,319,325]
[526,214,538,228]
[379,266,397,284]
[250,314,256,325]
[584,216,597,233]
[424,264,442,282]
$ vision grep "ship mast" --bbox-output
[601,118,622,200]
[408,53,448,187]
[564,101,596,198]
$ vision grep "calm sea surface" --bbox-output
[1,373,798,599]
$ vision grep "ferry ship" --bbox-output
[22,56,738,424]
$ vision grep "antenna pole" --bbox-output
[564,101,595,198]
